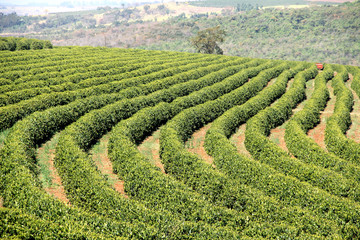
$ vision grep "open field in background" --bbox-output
[188,0,357,7]
[1,1,359,65]
[1,46,360,238]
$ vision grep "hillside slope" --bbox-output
[1,46,360,239]
[0,1,359,65]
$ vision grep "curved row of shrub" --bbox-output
[159,62,360,238]
[1,56,261,238]
[0,48,170,82]
[0,48,117,74]
[157,63,338,238]
[0,46,127,65]
[350,66,360,98]
[108,62,344,238]
[1,56,245,177]
[285,65,360,183]
[10,51,182,85]
[0,47,163,78]
[2,46,359,238]
[1,51,155,87]
[54,59,270,237]
[0,207,113,239]
[0,53,199,106]
[0,59,254,239]
[1,50,128,81]
[0,46,114,66]
[0,55,229,130]
[325,65,360,165]
[243,65,360,201]
[0,104,202,239]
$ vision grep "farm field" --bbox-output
[1,46,360,239]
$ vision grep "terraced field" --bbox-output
[1,46,360,239]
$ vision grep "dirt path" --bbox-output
[0,197,3,208]
[269,79,315,152]
[90,135,128,197]
[138,130,166,174]
[230,124,252,158]
[229,77,286,155]
[0,129,10,150]
[307,80,336,150]
[346,74,360,143]
[36,134,71,205]
[185,124,215,167]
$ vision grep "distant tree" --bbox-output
[16,38,30,50]
[0,40,9,50]
[190,26,225,54]
[30,40,44,50]
[157,4,165,10]
[43,40,53,49]
[144,5,150,13]
[0,12,21,28]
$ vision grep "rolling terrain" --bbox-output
[1,1,359,65]
[1,46,360,238]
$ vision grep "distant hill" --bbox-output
[188,0,357,7]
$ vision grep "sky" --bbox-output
[0,0,170,6]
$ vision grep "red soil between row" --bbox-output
[92,137,128,198]
[307,79,336,150]
[186,124,215,167]
[346,74,360,143]
[230,124,252,158]
[137,133,167,174]
[38,146,71,206]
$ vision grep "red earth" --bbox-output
[38,146,71,205]
[186,124,215,167]
[346,74,360,143]
[307,79,336,150]
[230,124,252,158]
[92,136,128,198]
[137,130,167,174]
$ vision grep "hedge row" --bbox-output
[0,48,115,73]
[0,47,165,79]
[54,59,269,238]
[325,65,360,165]
[0,55,227,130]
[0,61,244,238]
[1,51,126,81]
[1,55,257,239]
[161,63,350,238]
[11,50,181,84]
[0,53,198,106]
[0,208,113,239]
[350,66,360,98]
[1,53,142,86]
[157,63,335,238]
[0,46,117,67]
[202,65,360,238]
[0,55,252,188]
[243,64,360,201]
[285,65,360,183]
[0,46,175,64]
[0,37,52,52]
[0,109,185,239]
[107,62,341,238]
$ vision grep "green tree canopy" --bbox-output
[190,26,225,55]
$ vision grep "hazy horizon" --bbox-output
[0,0,177,7]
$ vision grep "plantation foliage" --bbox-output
[1,46,360,239]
